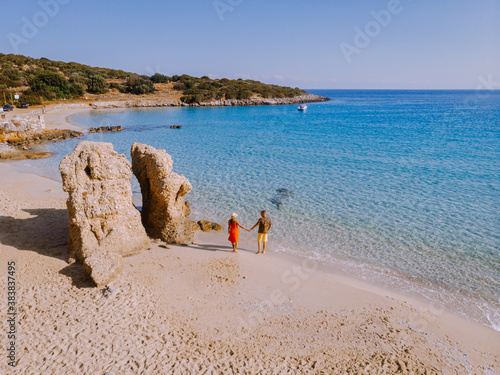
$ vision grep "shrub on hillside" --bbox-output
[173,83,185,91]
[86,74,108,94]
[28,71,72,99]
[0,65,22,88]
[125,74,155,95]
[180,95,199,104]
[109,82,127,93]
[150,73,170,83]
[237,89,252,100]
[69,82,85,97]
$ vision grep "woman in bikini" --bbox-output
[228,213,249,252]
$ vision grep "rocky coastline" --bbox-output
[88,126,124,133]
[90,93,329,109]
[0,129,83,160]
[0,93,328,160]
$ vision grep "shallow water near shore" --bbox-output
[25,89,500,331]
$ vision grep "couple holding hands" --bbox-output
[228,210,272,254]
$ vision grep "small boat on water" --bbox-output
[298,104,307,111]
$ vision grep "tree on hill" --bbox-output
[86,73,108,94]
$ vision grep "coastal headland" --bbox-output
[0,54,328,159]
[88,93,329,109]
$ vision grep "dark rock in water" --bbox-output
[269,198,283,209]
[88,126,123,133]
[276,188,292,197]
[270,188,293,209]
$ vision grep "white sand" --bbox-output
[0,106,499,374]
[43,105,90,131]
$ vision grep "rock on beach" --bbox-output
[131,143,194,245]
[60,141,150,285]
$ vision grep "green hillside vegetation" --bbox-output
[0,54,307,106]
[171,74,305,103]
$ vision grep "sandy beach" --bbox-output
[0,107,499,374]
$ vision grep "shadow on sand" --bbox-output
[0,208,93,288]
[192,243,255,254]
[0,209,256,287]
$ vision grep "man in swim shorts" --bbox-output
[250,210,272,254]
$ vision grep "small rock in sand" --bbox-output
[198,220,212,232]
[212,223,223,231]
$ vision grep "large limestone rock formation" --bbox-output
[131,143,194,245]
[60,141,150,285]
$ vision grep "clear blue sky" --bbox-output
[1,0,499,89]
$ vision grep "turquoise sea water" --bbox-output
[31,90,499,330]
